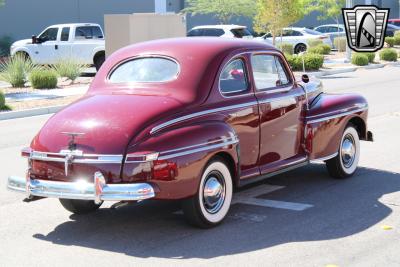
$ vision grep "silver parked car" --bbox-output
[314,24,346,49]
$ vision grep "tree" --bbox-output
[305,0,345,25]
[0,0,4,7]
[254,0,308,45]
[183,0,255,24]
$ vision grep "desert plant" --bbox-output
[285,53,324,71]
[351,53,369,66]
[395,31,400,38]
[334,36,347,52]
[364,52,375,63]
[394,35,400,46]
[0,90,5,109]
[29,69,58,89]
[379,48,398,62]
[277,43,294,55]
[385,37,395,47]
[307,39,323,48]
[53,58,88,82]
[308,44,331,55]
[0,35,13,57]
[0,54,39,87]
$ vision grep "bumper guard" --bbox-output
[7,172,155,203]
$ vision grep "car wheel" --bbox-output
[94,54,105,71]
[294,43,307,54]
[326,124,360,179]
[182,157,233,228]
[59,199,103,214]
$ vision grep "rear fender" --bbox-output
[305,93,369,160]
[122,121,239,199]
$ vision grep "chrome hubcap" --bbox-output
[203,172,225,214]
[341,134,356,168]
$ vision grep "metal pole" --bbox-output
[345,0,354,62]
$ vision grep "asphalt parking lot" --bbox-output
[0,66,399,267]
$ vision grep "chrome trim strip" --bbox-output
[7,175,155,201]
[306,104,368,119]
[150,101,258,134]
[158,139,238,160]
[29,151,123,164]
[306,107,368,124]
[150,92,304,135]
[311,152,338,162]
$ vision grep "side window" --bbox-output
[203,28,224,36]
[275,57,290,86]
[219,59,248,94]
[292,30,303,36]
[251,55,291,90]
[75,26,103,40]
[187,29,203,37]
[316,27,326,33]
[60,27,70,41]
[251,55,279,89]
[39,27,58,42]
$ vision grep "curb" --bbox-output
[309,67,357,78]
[0,105,65,121]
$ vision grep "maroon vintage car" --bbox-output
[8,38,373,228]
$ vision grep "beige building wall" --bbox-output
[104,13,186,56]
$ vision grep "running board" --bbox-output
[238,160,309,187]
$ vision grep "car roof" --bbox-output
[48,23,101,28]
[191,25,247,30]
[314,24,344,28]
[92,37,277,103]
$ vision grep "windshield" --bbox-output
[109,57,179,83]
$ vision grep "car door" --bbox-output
[31,27,59,64]
[56,26,73,61]
[250,52,306,173]
[71,26,104,64]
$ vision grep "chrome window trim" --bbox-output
[306,107,368,124]
[250,53,293,92]
[218,57,251,96]
[106,55,181,84]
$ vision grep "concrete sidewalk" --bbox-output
[5,86,88,102]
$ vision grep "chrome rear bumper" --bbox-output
[7,173,155,203]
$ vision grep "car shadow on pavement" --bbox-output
[33,164,400,259]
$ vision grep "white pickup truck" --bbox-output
[10,23,106,70]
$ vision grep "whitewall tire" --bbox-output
[326,124,360,179]
[182,157,233,228]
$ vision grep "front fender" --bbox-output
[306,93,369,160]
[122,121,239,200]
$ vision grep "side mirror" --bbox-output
[301,74,310,83]
[31,35,37,44]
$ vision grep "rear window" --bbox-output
[203,28,225,36]
[75,26,103,39]
[109,57,179,83]
[187,29,203,37]
[231,28,252,38]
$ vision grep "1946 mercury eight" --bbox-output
[7,38,373,228]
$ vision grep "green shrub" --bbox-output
[53,58,89,82]
[394,35,400,46]
[0,54,39,87]
[29,69,58,89]
[308,44,331,55]
[395,31,400,38]
[364,52,375,63]
[333,37,347,52]
[307,39,323,48]
[379,48,398,61]
[285,53,324,71]
[277,43,294,55]
[385,37,395,47]
[0,35,14,57]
[351,53,369,66]
[0,91,5,109]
